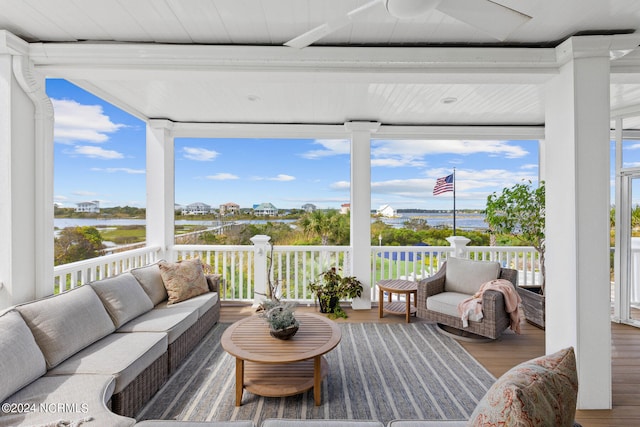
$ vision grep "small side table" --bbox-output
[377,279,418,323]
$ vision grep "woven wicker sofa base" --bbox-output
[112,352,169,418]
[168,302,221,374]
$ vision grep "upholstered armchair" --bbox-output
[416,257,518,340]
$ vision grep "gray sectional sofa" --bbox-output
[0,261,221,427]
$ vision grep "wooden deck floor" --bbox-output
[221,303,640,427]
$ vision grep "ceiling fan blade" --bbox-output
[436,0,531,41]
[285,0,380,49]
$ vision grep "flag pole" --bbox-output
[453,168,456,236]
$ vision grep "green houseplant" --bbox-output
[259,299,299,339]
[309,267,363,319]
[485,180,546,329]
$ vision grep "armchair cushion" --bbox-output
[468,347,578,427]
[444,257,500,295]
[426,291,484,322]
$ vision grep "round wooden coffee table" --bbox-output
[221,312,341,406]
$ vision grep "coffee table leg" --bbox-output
[313,356,321,406]
[235,358,244,406]
[378,287,384,318]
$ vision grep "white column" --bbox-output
[544,35,636,409]
[0,31,54,308]
[146,120,175,260]
[345,121,380,309]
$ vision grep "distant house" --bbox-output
[376,204,397,218]
[182,202,211,215]
[219,202,240,216]
[75,200,99,213]
[340,203,350,214]
[302,203,316,212]
[254,202,278,216]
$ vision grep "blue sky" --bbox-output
[49,78,636,211]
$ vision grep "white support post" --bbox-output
[0,32,54,308]
[543,34,639,409]
[345,121,380,310]
[250,234,271,307]
[146,120,175,260]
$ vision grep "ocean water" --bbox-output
[54,212,486,230]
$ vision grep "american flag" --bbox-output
[433,173,454,195]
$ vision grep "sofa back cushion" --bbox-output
[0,310,47,403]
[90,272,154,327]
[16,285,116,369]
[469,347,578,427]
[444,257,500,295]
[131,262,168,305]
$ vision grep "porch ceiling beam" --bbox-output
[30,43,559,84]
[168,122,545,140]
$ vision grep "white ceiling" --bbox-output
[3,0,640,132]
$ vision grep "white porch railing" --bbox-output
[51,240,543,303]
[52,245,161,295]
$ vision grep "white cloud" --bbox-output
[268,174,295,181]
[250,174,296,181]
[91,167,145,174]
[372,140,529,160]
[206,173,239,180]
[73,146,124,159]
[301,139,350,159]
[52,99,124,144]
[183,147,219,161]
[72,190,98,196]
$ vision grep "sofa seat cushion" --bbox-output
[1,374,135,427]
[90,272,154,327]
[0,310,47,403]
[46,332,167,394]
[468,347,578,427]
[427,292,483,322]
[131,262,168,306]
[16,285,116,369]
[444,257,500,295]
[117,307,198,344]
[154,292,218,317]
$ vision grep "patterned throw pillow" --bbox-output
[468,347,578,427]
[159,258,209,305]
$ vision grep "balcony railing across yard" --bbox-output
[53,239,543,304]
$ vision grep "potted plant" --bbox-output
[485,180,546,329]
[309,267,363,319]
[259,299,299,340]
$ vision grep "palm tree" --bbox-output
[298,210,348,245]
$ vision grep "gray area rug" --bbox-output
[138,322,495,425]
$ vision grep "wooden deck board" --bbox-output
[220,302,640,427]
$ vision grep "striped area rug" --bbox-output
[138,322,495,425]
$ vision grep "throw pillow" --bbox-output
[159,258,209,305]
[468,347,578,427]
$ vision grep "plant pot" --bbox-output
[270,323,299,340]
[318,296,339,313]
[517,286,545,330]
